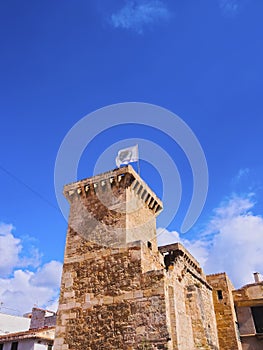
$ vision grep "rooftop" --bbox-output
[0,327,55,343]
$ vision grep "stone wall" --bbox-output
[29,308,56,330]
[206,273,242,350]
[54,233,170,349]
[63,166,162,249]
[160,244,219,350]
[55,232,220,350]
[54,167,170,349]
[54,167,220,350]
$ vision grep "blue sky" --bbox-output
[0,0,263,314]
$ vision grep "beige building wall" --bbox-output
[207,273,242,350]
[233,279,263,350]
[159,244,219,350]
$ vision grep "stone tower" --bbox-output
[54,166,219,350]
[54,166,169,349]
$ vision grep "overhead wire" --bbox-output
[0,164,60,213]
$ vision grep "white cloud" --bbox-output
[158,193,263,288]
[0,262,62,315]
[235,168,250,182]
[203,194,255,233]
[218,0,247,17]
[0,223,22,276]
[157,227,208,267]
[204,194,263,287]
[0,223,41,277]
[0,223,62,315]
[219,0,239,13]
[30,260,62,289]
[19,246,42,270]
[110,0,171,34]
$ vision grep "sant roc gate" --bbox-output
[53,166,262,350]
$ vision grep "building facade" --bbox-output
[53,165,263,349]
[233,274,263,350]
[0,308,56,350]
[54,166,220,350]
[207,273,242,350]
[0,313,30,335]
[1,167,262,349]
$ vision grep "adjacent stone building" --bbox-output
[54,165,263,349]
[207,273,242,350]
[207,272,263,350]
[54,166,220,349]
[233,274,263,350]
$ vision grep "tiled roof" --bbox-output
[0,326,55,342]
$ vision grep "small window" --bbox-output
[217,290,223,300]
[11,342,18,350]
[251,306,263,334]
[147,241,152,250]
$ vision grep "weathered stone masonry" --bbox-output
[54,166,219,350]
[207,273,242,350]
[160,244,219,350]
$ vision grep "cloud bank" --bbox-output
[0,224,62,315]
[110,0,171,34]
[158,193,263,288]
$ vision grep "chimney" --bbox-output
[253,272,260,283]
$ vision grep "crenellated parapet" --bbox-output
[159,243,201,272]
[158,242,211,288]
[64,165,163,216]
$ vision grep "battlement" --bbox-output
[64,165,163,215]
[63,165,163,249]
[159,242,202,273]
